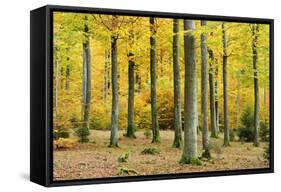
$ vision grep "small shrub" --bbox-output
[118,167,138,175]
[260,120,270,142]
[69,114,80,128]
[75,126,90,143]
[53,125,70,140]
[238,106,254,142]
[144,129,152,139]
[141,147,160,155]
[118,151,129,163]
[90,116,110,130]
[238,128,254,142]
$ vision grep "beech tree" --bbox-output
[109,15,119,147]
[78,16,91,143]
[222,22,230,146]
[150,17,161,143]
[126,29,136,138]
[200,20,210,158]
[181,20,200,164]
[208,48,218,138]
[172,19,182,148]
[252,24,260,147]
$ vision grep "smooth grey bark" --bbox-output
[172,19,183,148]
[79,16,91,143]
[208,48,218,138]
[181,20,199,163]
[236,70,241,129]
[200,20,210,158]
[150,17,161,143]
[215,63,220,132]
[126,30,136,138]
[252,24,260,147]
[110,15,119,147]
[81,38,87,119]
[222,23,230,146]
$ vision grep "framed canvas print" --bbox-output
[30,5,274,187]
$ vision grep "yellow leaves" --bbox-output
[54,138,77,150]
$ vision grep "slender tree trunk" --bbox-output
[79,16,91,143]
[83,36,91,132]
[81,40,87,119]
[200,20,211,158]
[236,70,241,129]
[252,24,260,147]
[181,20,200,164]
[150,17,160,143]
[172,19,182,148]
[126,30,136,138]
[110,15,119,147]
[222,23,230,146]
[215,63,220,132]
[65,64,70,93]
[208,48,218,138]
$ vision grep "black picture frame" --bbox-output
[30,4,274,187]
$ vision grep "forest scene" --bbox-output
[52,11,270,181]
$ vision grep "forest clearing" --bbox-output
[53,11,271,181]
[53,130,268,180]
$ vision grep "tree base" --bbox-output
[172,139,182,148]
[152,135,161,143]
[179,156,202,166]
[223,142,231,147]
[210,133,219,139]
[201,149,211,159]
[253,142,259,147]
[108,143,119,148]
[124,133,136,139]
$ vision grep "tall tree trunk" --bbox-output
[236,70,241,129]
[79,16,91,143]
[150,17,160,143]
[200,20,211,158]
[208,48,218,138]
[215,62,220,132]
[181,20,200,164]
[252,24,260,147]
[126,30,136,138]
[65,63,70,93]
[110,15,119,147]
[222,23,230,146]
[172,19,183,148]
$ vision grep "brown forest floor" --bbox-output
[53,130,269,181]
